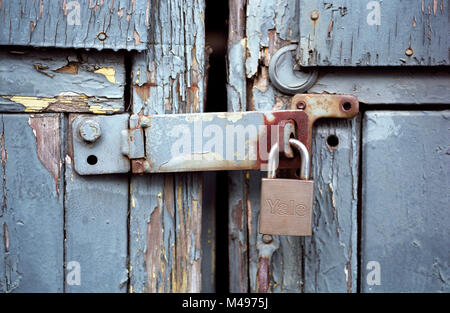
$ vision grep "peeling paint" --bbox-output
[94,67,116,84]
[28,115,61,194]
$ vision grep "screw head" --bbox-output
[79,119,102,143]
[405,48,414,56]
[310,10,320,20]
[262,234,273,244]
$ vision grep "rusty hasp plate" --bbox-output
[71,94,359,175]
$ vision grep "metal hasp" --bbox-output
[71,94,359,175]
[297,0,449,66]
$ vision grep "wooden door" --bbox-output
[0,0,449,293]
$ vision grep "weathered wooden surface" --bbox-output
[0,0,149,51]
[129,0,206,292]
[311,69,450,105]
[0,50,125,113]
[304,118,359,293]
[361,111,450,292]
[298,0,449,66]
[227,0,359,292]
[65,122,129,293]
[227,0,248,292]
[0,114,64,292]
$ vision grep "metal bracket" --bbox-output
[71,94,359,175]
[269,44,318,95]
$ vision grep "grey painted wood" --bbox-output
[129,0,206,292]
[298,0,449,66]
[361,111,450,293]
[65,146,129,293]
[304,118,359,293]
[310,69,450,105]
[0,114,64,292]
[0,0,148,51]
[0,50,125,113]
[227,0,249,293]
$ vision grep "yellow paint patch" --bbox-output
[7,96,53,112]
[94,67,116,84]
[88,105,121,114]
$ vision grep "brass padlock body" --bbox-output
[260,178,314,236]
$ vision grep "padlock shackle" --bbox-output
[267,139,310,180]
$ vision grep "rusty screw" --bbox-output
[262,234,273,244]
[310,10,320,21]
[296,100,306,110]
[79,119,102,143]
[97,32,107,41]
[405,48,414,57]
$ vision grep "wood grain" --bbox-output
[0,0,149,50]
[129,0,206,293]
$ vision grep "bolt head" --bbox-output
[405,48,414,56]
[262,234,273,244]
[310,10,320,20]
[79,119,102,143]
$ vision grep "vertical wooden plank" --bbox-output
[245,0,304,293]
[227,0,249,293]
[304,118,359,293]
[129,0,206,292]
[65,115,128,292]
[361,111,450,292]
[227,0,359,292]
[0,114,64,292]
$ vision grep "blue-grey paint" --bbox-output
[361,111,450,292]
[297,0,449,66]
[0,0,149,51]
[129,0,206,292]
[0,114,64,293]
[64,157,129,293]
[0,50,125,113]
[309,69,450,105]
[304,118,359,292]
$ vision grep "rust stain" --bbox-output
[231,200,243,230]
[3,222,9,252]
[145,204,162,293]
[0,132,7,167]
[256,256,270,293]
[327,19,334,37]
[30,21,35,33]
[421,0,425,13]
[54,61,79,74]
[133,83,152,101]
[117,8,124,18]
[28,115,61,194]
[412,17,417,27]
[133,28,142,45]
[39,0,44,18]
[346,247,353,293]
[433,0,437,15]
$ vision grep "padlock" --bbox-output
[259,138,314,236]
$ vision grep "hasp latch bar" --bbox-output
[71,94,359,175]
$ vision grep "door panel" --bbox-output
[128,0,206,292]
[64,139,129,293]
[0,114,64,292]
[227,0,359,292]
[297,0,449,66]
[361,111,450,292]
[0,0,148,51]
